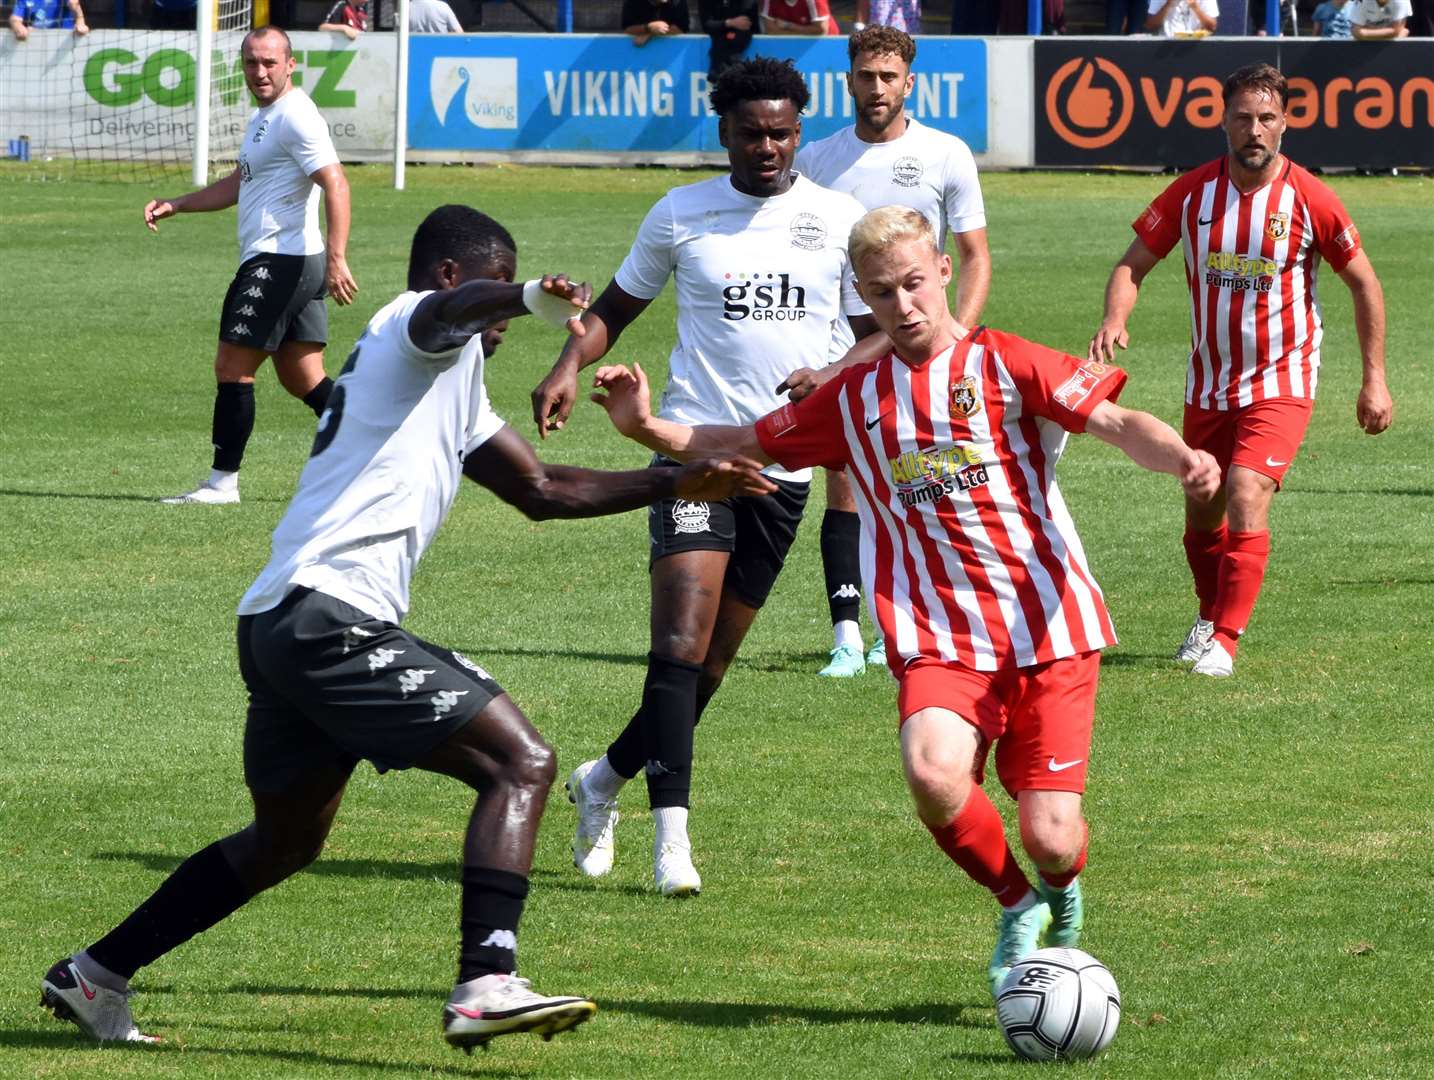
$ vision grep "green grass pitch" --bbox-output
[0,163,1430,1079]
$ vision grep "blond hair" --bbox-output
[848,206,938,277]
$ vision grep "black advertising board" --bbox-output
[1034,40,1434,168]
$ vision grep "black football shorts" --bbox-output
[647,454,809,609]
[237,587,504,793]
[218,252,328,353]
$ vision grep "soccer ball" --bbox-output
[994,947,1121,1061]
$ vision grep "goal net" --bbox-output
[1,0,252,183]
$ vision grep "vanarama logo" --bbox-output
[721,273,808,322]
[889,444,988,508]
[1045,57,1134,150]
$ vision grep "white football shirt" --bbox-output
[796,117,987,250]
[235,87,340,263]
[613,172,870,482]
[1347,0,1412,26]
[238,291,504,624]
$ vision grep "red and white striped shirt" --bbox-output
[1134,156,1361,412]
[756,328,1126,672]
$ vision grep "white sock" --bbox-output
[73,950,128,993]
[653,806,690,850]
[587,755,626,799]
[833,619,863,652]
[208,468,238,491]
[1003,887,1038,912]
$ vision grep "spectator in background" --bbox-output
[1312,0,1352,34]
[699,0,757,80]
[318,0,368,39]
[950,0,998,32]
[1106,0,1147,31]
[1146,0,1218,35]
[857,0,921,33]
[1349,0,1411,36]
[8,0,87,39]
[761,0,840,34]
[623,0,690,44]
[150,0,197,30]
[409,0,463,31]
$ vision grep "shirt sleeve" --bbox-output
[285,97,340,176]
[443,1,463,28]
[838,198,872,317]
[753,373,852,472]
[322,0,346,21]
[1303,177,1361,272]
[983,328,1127,434]
[943,138,987,235]
[463,384,506,456]
[1131,174,1188,259]
[612,195,677,301]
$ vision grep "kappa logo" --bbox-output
[1266,211,1290,241]
[789,212,828,251]
[249,265,273,281]
[236,304,258,317]
[892,155,924,187]
[451,650,493,681]
[671,500,711,535]
[368,646,405,673]
[831,584,860,600]
[243,286,264,299]
[399,668,437,696]
[478,929,518,950]
[342,625,376,653]
[703,208,721,230]
[951,375,982,418]
[430,688,469,717]
[645,759,677,777]
[252,118,270,143]
[229,323,252,337]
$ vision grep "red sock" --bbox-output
[1038,824,1088,890]
[1211,529,1271,656]
[925,786,1031,907]
[1183,524,1228,622]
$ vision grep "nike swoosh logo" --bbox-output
[865,414,885,430]
[1047,757,1084,772]
[1198,216,1215,226]
[449,1005,485,1019]
[73,968,97,1001]
[1265,456,1287,467]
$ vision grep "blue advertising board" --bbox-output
[407,35,986,154]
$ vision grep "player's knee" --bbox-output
[505,737,556,793]
[1019,810,1085,870]
[904,753,973,824]
[653,628,708,664]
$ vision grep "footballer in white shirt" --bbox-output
[40,204,772,1053]
[531,57,880,898]
[142,26,358,507]
[794,25,991,678]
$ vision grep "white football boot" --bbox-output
[1191,639,1235,678]
[161,481,239,505]
[654,842,701,897]
[442,973,595,1053]
[40,957,157,1043]
[566,760,619,877]
[1174,617,1215,662]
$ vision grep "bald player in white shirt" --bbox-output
[144,25,358,507]
[531,57,879,898]
[795,25,991,678]
[40,203,771,1053]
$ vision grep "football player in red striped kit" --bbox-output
[1088,63,1394,678]
[590,205,1221,997]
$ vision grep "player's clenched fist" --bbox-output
[1178,449,1221,502]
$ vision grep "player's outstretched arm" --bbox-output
[778,325,892,402]
[462,425,775,520]
[143,167,242,231]
[1336,250,1394,435]
[1085,399,1221,502]
[591,362,773,465]
[311,163,357,306]
[409,275,590,354]
[1089,236,1161,362]
[531,281,651,439]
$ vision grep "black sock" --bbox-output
[694,680,717,724]
[640,652,702,810]
[211,382,256,474]
[821,509,863,626]
[86,842,252,980]
[458,867,529,982]
[302,376,334,416]
[606,709,645,779]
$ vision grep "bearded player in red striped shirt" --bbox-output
[590,205,1220,998]
[1089,63,1395,678]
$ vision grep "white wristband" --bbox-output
[522,278,580,329]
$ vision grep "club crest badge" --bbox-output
[892,156,923,187]
[1266,211,1289,241]
[672,500,712,534]
[790,213,827,251]
[951,376,982,418]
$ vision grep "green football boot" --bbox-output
[988,900,1052,998]
[1038,877,1084,949]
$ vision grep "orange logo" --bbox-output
[1045,57,1134,150]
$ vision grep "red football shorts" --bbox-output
[1183,398,1314,488]
[896,650,1101,797]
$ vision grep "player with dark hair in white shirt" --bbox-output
[143,26,358,506]
[532,57,880,898]
[40,203,772,1053]
[794,24,991,678]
